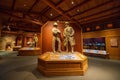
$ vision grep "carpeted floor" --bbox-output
[0,51,120,80]
[0,51,18,57]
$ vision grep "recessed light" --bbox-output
[71,1,74,4]
[50,13,53,16]
[24,4,26,7]
[57,20,60,22]
[77,9,80,12]
[96,26,100,30]
[107,23,113,28]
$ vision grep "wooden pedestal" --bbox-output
[38,52,88,76]
[18,47,40,56]
[13,46,21,51]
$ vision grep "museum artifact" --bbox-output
[63,22,75,53]
[52,22,61,53]
[38,21,88,76]
[33,33,38,47]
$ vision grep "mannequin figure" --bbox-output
[63,22,75,53]
[52,22,61,53]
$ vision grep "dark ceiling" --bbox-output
[0,0,120,32]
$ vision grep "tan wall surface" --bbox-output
[83,28,120,60]
[0,35,16,50]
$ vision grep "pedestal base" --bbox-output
[38,52,88,76]
[18,47,40,56]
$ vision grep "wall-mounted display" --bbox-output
[83,37,106,50]
[107,23,113,28]
[110,38,118,47]
[83,37,107,55]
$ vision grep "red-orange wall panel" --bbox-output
[41,21,82,53]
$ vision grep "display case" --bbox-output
[83,37,109,58]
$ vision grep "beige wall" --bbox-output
[0,35,16,50]
[83,28,120,60]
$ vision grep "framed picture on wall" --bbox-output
[110,38,118,47]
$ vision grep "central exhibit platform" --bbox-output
[37,52,88,76]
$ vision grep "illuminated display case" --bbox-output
[83,37,106,50]
[83,37,108,58]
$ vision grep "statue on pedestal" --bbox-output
[52,22,61,53]
[33,33,38,47]
[63,22,75,53]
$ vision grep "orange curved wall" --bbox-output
[41,21,82,53]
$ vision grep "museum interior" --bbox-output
[0,0,120,80]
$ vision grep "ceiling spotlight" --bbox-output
[71,1,74,4]
[50,13,53,16]
[77,9,80,12]
[23,4,26,7]
[57,20,60,22]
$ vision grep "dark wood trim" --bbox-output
[52,0,90,20]
[11,0,16,11]
[41,0,81,25]
[10,26,40,32]
[1,10,43,25]
[27,0,39,12]
[51,15,61,20]
[55,0,66,7]
[65,0,90,13]
[39,0,66,19]
[0,7,40,14]
[78,5,120,20]
[9,0,16,23]
[72,0,113,17]
[80,11,120,24]
[10,0,39,22]
[46,0,66,12]
[42,0,71,20]
[37,6,50,19]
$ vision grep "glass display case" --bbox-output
[83,37,106,50]
[83,37,108,58]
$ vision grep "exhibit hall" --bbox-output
[0,0,120,80]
